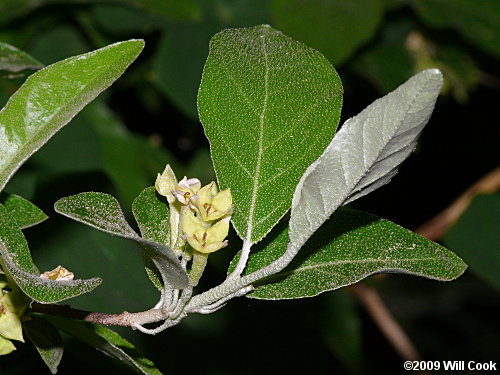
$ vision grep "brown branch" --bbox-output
[349,283,421,362]
[415,166,500,241]
[29,302,165,327]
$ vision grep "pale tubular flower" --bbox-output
[182,210,230,253]
[172,176,201,205]
[191,181,233,221]
[155,164,178,203]
[40,265,74,281]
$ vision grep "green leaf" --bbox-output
[198,25,343,244]
[24,316,63,375]
[132,186,171,290]
[444,194,500,292]
[0,42,43,74]
[46,316,163,375]
[411,0,500,59]
[0,39,144,192]
[289,69,443,252]
[0,192,47,229]
[0,203,102,303]
[270,0,384,65]
[230,208,466,299]
[54,192,189,289]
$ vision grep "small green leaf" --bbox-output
[24,316,63,375]
[0,39,144,192]
[132,186,171,290]
[444,194,500,292]
[0,42,43,74]
[0,203,102,303]
[271,0,384,65]
[54,192,189,289]
[289,69,443,252]
[46,316,163,375]
[229,208,466,299]
[198,25,343,244]
[0,192,48,229]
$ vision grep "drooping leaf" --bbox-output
[444,194,500,292]
[229,208,466,299]
[132,186,171,290]
[0,203,102,303]
[289,69,443,252]
[24,316,63,375]
[0,42,43,75]
[47,316,163,375]
[198,25,343,244]
[270,0,384,66]
[54,192,189,289]
[0,39,144,192]
[0,192,47,229]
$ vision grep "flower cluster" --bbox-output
[156,166,233,254]
[0,277,27,355]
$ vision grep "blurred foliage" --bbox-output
[445,194,500,292]
[0,0,498,374]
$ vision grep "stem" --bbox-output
[189,252,208,286]
[415,166,500,240]
[188,242,301,311]
[30,303,169,328]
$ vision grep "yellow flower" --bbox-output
[191,181,233,221]
[0,279,27,351]
[155,164,178,204]
[182,210,230,253]
[172,176,201,205]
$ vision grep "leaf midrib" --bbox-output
[266,255,451,279]
[245,32,269,244]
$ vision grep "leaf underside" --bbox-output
[289,69,444,251]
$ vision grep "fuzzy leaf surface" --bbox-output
[132,186,171,290]
[54,192,188,289]
[229,208,466,299]
[0,203,101,303]
[198,25,343,244]
[0,39,144,192]
[24,316,63,375]
[289,69,443,251]
[0,192,48,229]
[47,316,163,375]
